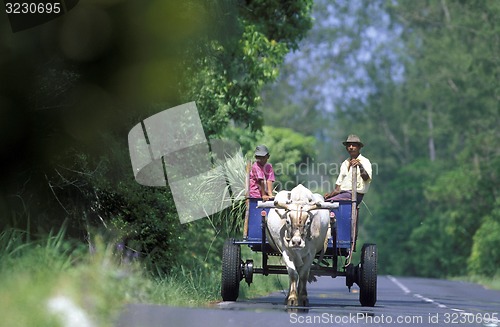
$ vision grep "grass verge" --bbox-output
[452,275,500,291]
[0,229,153,327]
[0,227,286,327]
[0,229,220,326]
[237,245,288,301]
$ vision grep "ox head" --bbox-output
[274,200,322,249]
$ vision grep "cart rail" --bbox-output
[256,200,339,209]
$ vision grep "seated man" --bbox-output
[324,135,372,204]
[248,145,275,200]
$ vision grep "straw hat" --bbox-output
[342,134,364,147]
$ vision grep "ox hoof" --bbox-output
[286,296,309,308]
[298,296,309,307]
[286,297,309,313]
[285,295,298,307]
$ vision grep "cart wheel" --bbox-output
[359,243,377,307]
[221,238,242,301]
[244,260,254,286]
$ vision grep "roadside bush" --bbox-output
[468,213,500,277]
[36,133,185,274]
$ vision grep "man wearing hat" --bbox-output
[249,145,275,200]
[324,135,372,203]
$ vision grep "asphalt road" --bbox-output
[116,275,500,327]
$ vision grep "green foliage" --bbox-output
[71,142,184,274]
[222,126,265,158]
[194,150,248,236]
[245,0,500,283]
[468,201,500,277]
[0,229,226,326]
[238,246,289,299]
[368,0,500,278]
[251,0,500,282]
[183,0,314,136]
[251,126,318,190]
[366,159,442,276]
[223,125,319,190]
[241,0,314,51]
[287,0,500,279]
[0,0,316,313]
[457,275,500,291]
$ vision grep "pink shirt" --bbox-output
[249,162,275,198]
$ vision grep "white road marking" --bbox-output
[387,275,410,294]
[414,294,435,303]
[387,276,499,327]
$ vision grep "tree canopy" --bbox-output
[0,0,314,272]
[2,0,498,280]
[260,0,500,278]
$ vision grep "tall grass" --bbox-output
[147,266,221,306]
[0,228,83,327]
[0,227,229,327]
[0,226,292,327]
[237,245,289,300]
[0,150,288,326]
[196,149,248,237]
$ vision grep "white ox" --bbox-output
[266,184,330,307]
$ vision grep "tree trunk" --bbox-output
[427,105,436,162]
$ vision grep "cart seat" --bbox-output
[247,198,271,240]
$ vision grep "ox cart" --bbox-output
[220,194,377,307]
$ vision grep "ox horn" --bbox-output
[303,202,320,211]
[308,201,339,210]
[274,200,290,210]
